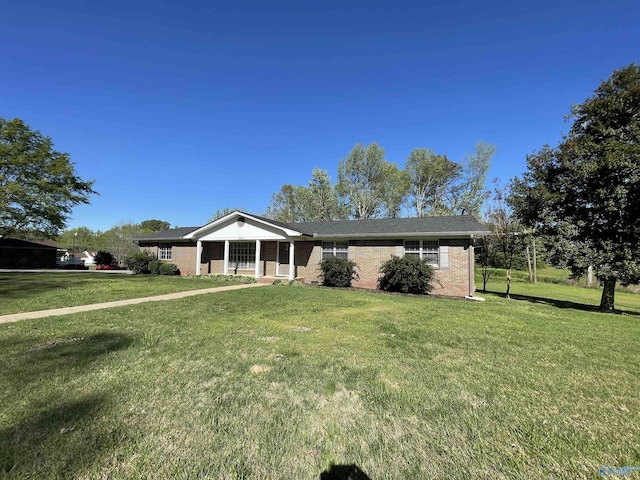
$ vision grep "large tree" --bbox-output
[446,141,494,218]
[264,184,306,223]
[265,168,347,223]
[0,117,95,238]
[336,143,403,219]
[101,222,142,261]
[56,226,103,252]
[140,219,171,232]
[298,167,346,221]
[511,64,640,312]
[406,148,461,217]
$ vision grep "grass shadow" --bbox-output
[320,464,372,480]
[0,332,135,391]
[481,288,640,316]
[0,272,95,300]
[0,395,127,478]
[0,331,135,477]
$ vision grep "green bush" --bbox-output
[319,256,358,288]
[159,263,180,275]
[148,260,162,275]
[94,250,114,266]
[378,256,436,295]
[122,251,157,274]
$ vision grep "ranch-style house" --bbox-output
[134,211,490,297]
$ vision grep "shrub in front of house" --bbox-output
[378,255,436,295]
[122,251,157,274]
[159,263,180,275]
[94,250,114,266]
[319,256,358,288]
[148,260,162,275]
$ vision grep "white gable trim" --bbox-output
[184,211,307,241]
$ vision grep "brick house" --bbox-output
[134,211,490,297]
[0,238,58,269]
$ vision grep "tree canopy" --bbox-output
[139,219,171,232]
[336,143,402,219]
[0,117,95,238]
[511,64,640,312]
[265,141,494,221]
[406,148,461,217]
[265,168,347,223]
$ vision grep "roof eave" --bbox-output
[311,230,491,238]
[184,211,308,239]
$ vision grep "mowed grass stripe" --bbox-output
[0,284,638,479]
[0,272,255,315]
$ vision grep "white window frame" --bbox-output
[230,241,256,270]
[404,240,439,267]
[322,241,349,260]
[159,245,173,260]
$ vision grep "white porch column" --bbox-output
[254,240,261,278]
[223,240,230,275]
[288,240,295,280]
[196,240,202,275]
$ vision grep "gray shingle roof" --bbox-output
[0,238,58,249]
[289,216,489,237]
[134,214,489,241]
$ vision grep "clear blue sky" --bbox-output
[2,0,638,231]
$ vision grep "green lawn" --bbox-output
[1,281,638,479]
[0,273,253,315]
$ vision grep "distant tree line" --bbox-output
[55,219,171,261]
[264,141,495,222]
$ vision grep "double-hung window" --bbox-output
[322,241,349,259]
[404,240,439,267]
[230,242,256,270]
[159,245,173,260]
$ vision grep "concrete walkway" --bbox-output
[0,282,268,324]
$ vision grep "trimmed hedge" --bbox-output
[148,260,162,275]
[159,263,180,275]
[122,251,156,274]
[319,256,358,288]
[378,256,436,295]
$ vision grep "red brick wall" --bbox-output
[295,241,322,281]
[199,242,223,274]
[262,241,277,276]
[139,238,474,296]
[138,242,196,274]
[294,238,473,297]
[432,241,472,297]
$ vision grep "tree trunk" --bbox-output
[526,245,533,283]
[532,239,537,284]
[586,265,593,287]
[599,279,616,313]
[505,268,511,299]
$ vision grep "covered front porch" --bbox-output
[194,239,298,280]
[183,212,311,281]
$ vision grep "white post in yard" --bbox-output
[254,239,261,279]
[223,240,230,275]
[196,240,202,275]
[288,240,295,281]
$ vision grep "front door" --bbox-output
[277,241,290,277]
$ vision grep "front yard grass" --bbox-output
[0,282,638,479]
[0,273,253,315]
